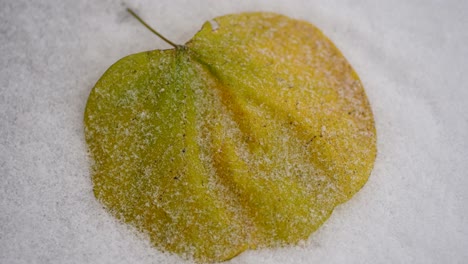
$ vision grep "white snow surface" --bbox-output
[1,0,467,263]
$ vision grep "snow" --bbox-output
[1,0,467,263]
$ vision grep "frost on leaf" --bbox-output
[84,12,376,263]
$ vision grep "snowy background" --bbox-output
[1,0,467,263]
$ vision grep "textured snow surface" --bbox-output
[1,0,467,263]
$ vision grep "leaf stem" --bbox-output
[126,8,180,49]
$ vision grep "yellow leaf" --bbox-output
[84,11,376,263]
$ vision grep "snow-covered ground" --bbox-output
[1,1,467,263]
